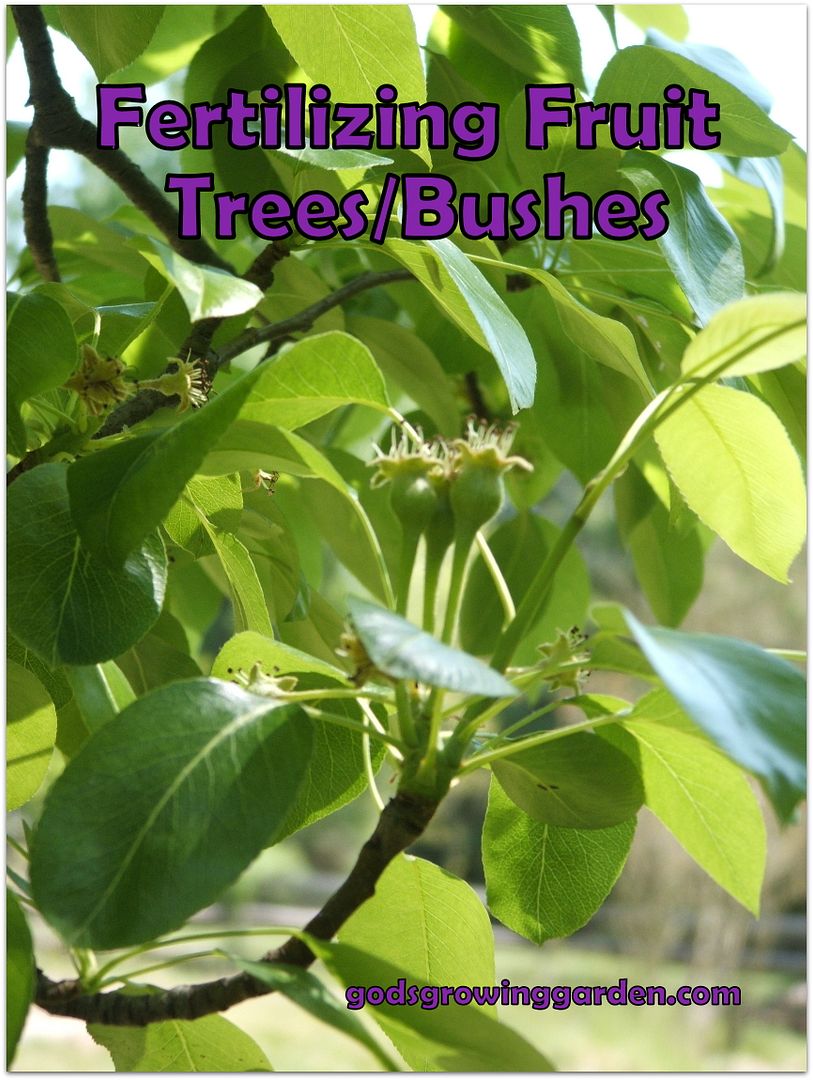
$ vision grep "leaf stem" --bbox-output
[475,530,515,624]
[460,712,623,773]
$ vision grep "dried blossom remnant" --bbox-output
[137,355,210,412]
[536,627,591,693]
[64,344,133,415]
[232,662,299,698]
[336,625,379,688]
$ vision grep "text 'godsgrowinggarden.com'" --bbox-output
[96,81,723,244]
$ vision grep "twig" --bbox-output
[34,790,437,1025]
[214,268,416,367]
[21,123,60,281]
[11,5,233,274]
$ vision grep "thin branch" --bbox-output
[214,268,416,367]
[95,268,415,440]
[21,124,60,281]
[34,789,437,1025]
[11,5,233,274]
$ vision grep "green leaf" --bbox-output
[67,366,260,566]
[615,465,704,626]
[8,464,167,667]
[491,731,644,829]
[204,527,273,637]
[625,612,806,822]
[63,662,135,738]
[347,314,460,434]
[470,253,652,392]
[89,1007,273,1071]
[273,142,393,171]
[646,29,772,113]
[140,238,264,321]
[442,6,584,86]
[595,46,791,158]
[338,855,499,1068]
[7,121,28,176]
[483,778,635,944]
[241,961,396,1070]
[681,292,806,378]
[211,630,349,685]
[211,632,376,839]
[618,5,688,39]
[460,513,590,664]
[312,939,554,1071]
[620,152,744,325]
[57,5,164,80]
[384,238,536,411]
[654,384,805,581]
[241,332,390,429]
[267,6,429,164]
[30,679,313,948]
[7,292,77,455]
[6,661,57,811]
[599,698,766,914]
[115,610,201,695]
[347,597,517,698]
[341,853,495,989]
[7,890,34,1068]
[164,474,244,558]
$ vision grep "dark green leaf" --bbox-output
[7,121,27,176]
[8,464,167,666]
[7,292,77,455]
[460,513,590,663]
[615,465,704,626]
[646,29,772,113]
[620,152,744,325]
[483,777,635,944]
[67,366,260,566]
[625,612,806,821]
[30,679,313,948]
[491,731,644,829]
[348,597,517,698]
[7,891,34,1067]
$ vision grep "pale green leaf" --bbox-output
[654,384,805,581]
[89,1007,273,1071]
[241,331,390,429]
[600,703,766,913]
[618,5,688,39]
[267,5,429,164]
[681,292,806,378]
[595,46,790,158]
[241,961,396,1070]
[6,661,57,811]
[140,238,264,321]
